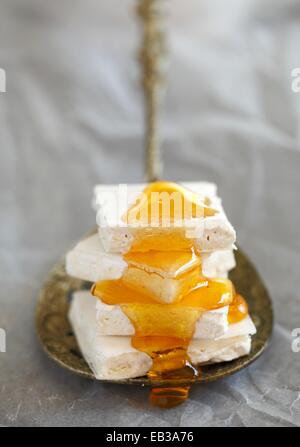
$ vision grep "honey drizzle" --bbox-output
[91,275,247,408]
[150,386,191,409]
[122,247,202,303]
[124,181,217,225]
[228,294,248,324]
[124,247,201,279]
[121,182,218,253]
[92,182,249,408]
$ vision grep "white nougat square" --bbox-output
[72,291,229,339]
[93,182,236,254]
[69,292,256,380]
[66,234,236,304]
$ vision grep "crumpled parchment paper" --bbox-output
[0,0,300,427]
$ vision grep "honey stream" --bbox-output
[93,182,248,408]
[92,269,248,408]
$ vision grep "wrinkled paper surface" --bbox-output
[0,0,300,427]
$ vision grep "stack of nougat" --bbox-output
[67,182,256,380]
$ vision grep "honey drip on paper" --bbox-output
[92,182,249,408]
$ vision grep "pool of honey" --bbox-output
[93,182,249,408]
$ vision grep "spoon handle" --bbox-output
[137,0,169,181]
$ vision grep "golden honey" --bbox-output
[125,181,217,225]
[92,276,240,408]
[92,277,234,338]
[228,294,248,324]
[92,182,249,408]
[124,248,201,278]
[122,248,202,303]
[150,386,191,409]
[122,181,217,253]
